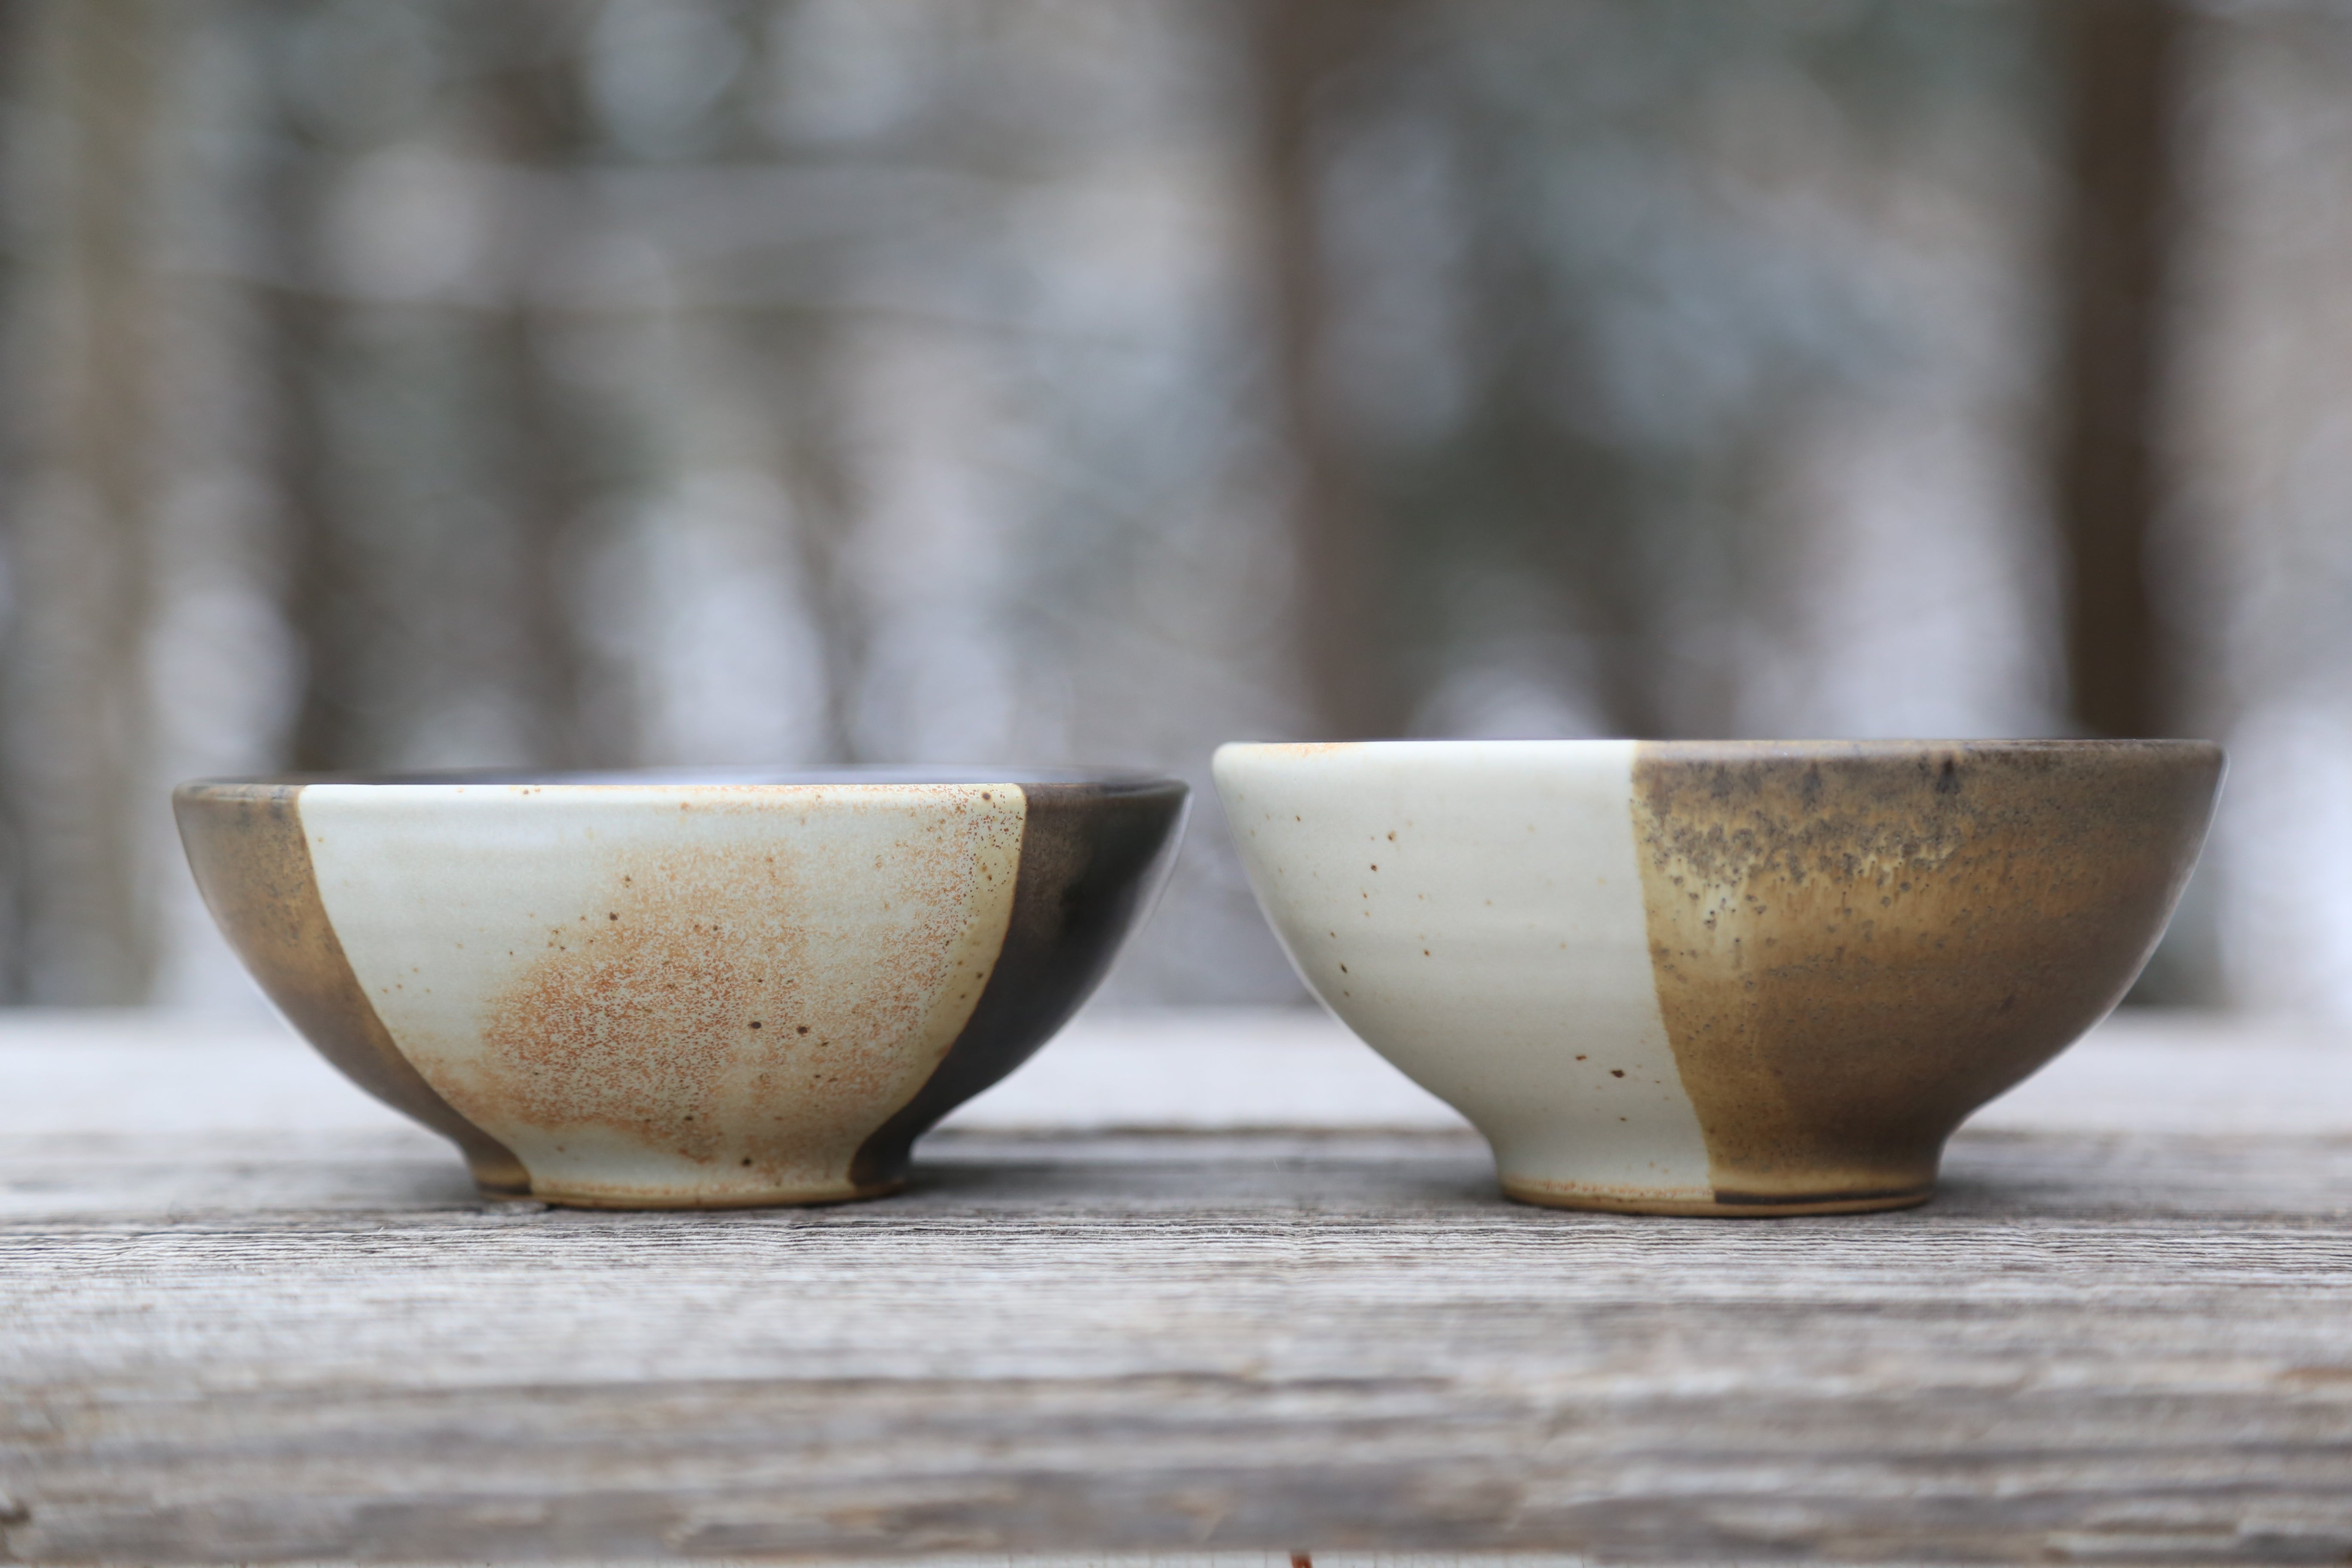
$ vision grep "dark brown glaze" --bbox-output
[850,778,1190,1189]
[1631,740,2221,1211]
[171,781,531,1196]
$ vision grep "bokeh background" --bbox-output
[1,0,2348,1021]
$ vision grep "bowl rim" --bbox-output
[1216,737,2223,759]
[176,764,1188,795]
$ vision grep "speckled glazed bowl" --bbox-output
[1216,739,2221,1216]
[176,768,1187,1208]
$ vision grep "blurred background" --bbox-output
[0,0,2347,1021]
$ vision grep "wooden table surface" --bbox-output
[4,1006,2350,1565]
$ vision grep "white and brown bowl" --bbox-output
[1216,739,2222,1216]
[176,768,1187,1208]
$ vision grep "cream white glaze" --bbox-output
[1213,741,1711,1204]
[300,783,1023,1204]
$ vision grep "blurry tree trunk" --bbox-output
[773,322,869,765]
[280,11,597,773]
[262,0,371,776]
[0,0,27,998]
[2055,0,2187,739]
[742,15,867,766]
[1251,0,1395,741]
[483,21,594,769]
[1458,186,1662,741]
[496,294,594,768]
[0,0,163,1001]
[270,111,350,775]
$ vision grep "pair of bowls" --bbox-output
[176,740,2221,1216]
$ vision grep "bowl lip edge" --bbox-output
[174,764,1189,796]
[1214,736,2224,761]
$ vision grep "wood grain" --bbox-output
[7,1101,2352,1563]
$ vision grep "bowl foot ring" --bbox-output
[1501,1178,1935,1217]
[472,1177,910,1211]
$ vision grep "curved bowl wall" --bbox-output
[1216,739,2221,1216]
[176,768,1188,1208]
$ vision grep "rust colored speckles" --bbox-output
[1631,740,2222,1211]
[453,796,1023,1198]
[169,782,528,1195]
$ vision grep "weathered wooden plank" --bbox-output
[6,1013,2351,1562]
[6,1122,2352,1563]
[7,1006,2351,1142]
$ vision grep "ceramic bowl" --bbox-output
[176,768,1188,1208]
[1216,739,2222,1216]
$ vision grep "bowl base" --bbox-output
[475,1177,908,1211]
[1501,1176,1934,1218]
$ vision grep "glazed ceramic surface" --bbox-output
[176,769,1187,1208]
[1216,739,2222,1216]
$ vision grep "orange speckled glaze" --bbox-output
[174,769,1186,1208]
